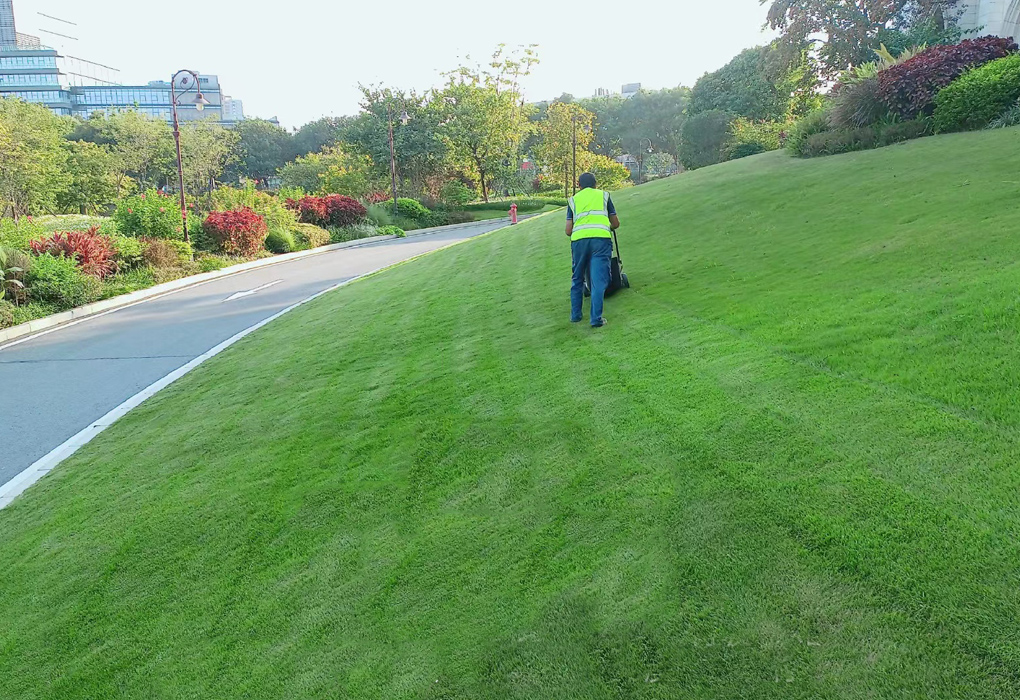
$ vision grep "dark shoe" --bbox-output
[570,317,583,323]
[591,318,608,328]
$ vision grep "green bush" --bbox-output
[989,98,1020,128]
[876,119,930,144]
[141,238,192,268]
[0,299,14,329]
[439,181,476,207]
[728,142,767,159]
[0,217,45,252]
[378,225,406,238]
[27,254,103,308]
[381,198,432,224]
[797,120,930,158]
[329,223,378,244]
[197,255,231,273]
[109,235,144,270]
[264,229,296,254]
[728,118,786,152]
[113,189,184,240]
[933,54,1020,132]
[365,203,394,227]
[33,214,117,236]
[786,109,833,156]
[292,223,330,249]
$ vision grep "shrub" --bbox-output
[989,98,1020,128]
[329,222,378,244]
[142,238,193,268]
[377,225,406,238]
[197,255,230,273]
[30,227,116,278]
[728,118,786,152]
[679,110,733,170]
[0,299,13,328]
[876,119,931,145]
[830,77,888,129]
[203,208,268,256]
[786,109,834,156]
[0,217,45,252]
[264,229,296,254]
[364,191,390,204]
[801,127,878,157]
[440,210,475,225]
[292,223,330,249]
[877,36,1018,120]
[462,198,566,212]
[26,253,102,308]
[728,142,767,159]
[290,194,367,228]
[365,203,394,227]
[933,54,1020,132]
[380,198,432,224]
[110,235,145,270]
[113,189,184,240]
[439,180,476,207]
[210,183,297,234]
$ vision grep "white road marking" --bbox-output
[223,279,283,302]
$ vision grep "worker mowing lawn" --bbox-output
[566,172,620,328]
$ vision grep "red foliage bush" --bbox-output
[364,191,389,204]
[291,194,366,228]
[202,208,268,256]
[30,226,116,278]
[877,36,1018,119]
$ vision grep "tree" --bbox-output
[73,110,174,195]
[0,99,70,218]
[340,88,449,198]
[690,46,795,121]
[292,116,348,157]
[679,110,732,170]
[641,87,690,171]
[577,152,631,190]
[57,140,118,214]
[764,0,960,75]
[436,45,538,201]
[226,119,293,183]
[535,101,595,196]
[179,121,237,195]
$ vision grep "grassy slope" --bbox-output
[3,131,1020,698]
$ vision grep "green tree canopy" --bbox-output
[689,46,796,121]
[0,99,71,217]
[226,119,293,183]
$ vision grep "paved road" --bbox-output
[0,220,509,488]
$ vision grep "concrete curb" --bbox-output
[0,218,507,348]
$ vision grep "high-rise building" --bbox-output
[222,96,244,122]
[621,83,641,99]
[0,0,242,124]
[0,0,16,47]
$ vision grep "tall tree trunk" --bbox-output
[479,165,489,203]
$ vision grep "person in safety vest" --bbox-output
[566,172,620,328]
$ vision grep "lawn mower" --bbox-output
[584,229,630,298]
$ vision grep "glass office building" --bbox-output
[0,0,240,124]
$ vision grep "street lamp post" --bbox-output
[387,102,411,217]
[170,69,210,244]
[572,114,578,195]
[638,138,653,182]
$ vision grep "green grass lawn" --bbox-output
[5,130,1020,698]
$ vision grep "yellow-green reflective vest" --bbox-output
[568,188,612,242]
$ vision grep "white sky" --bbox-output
[15,0,775,129]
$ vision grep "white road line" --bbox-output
[223,279,283,302]
[0,223,513,511]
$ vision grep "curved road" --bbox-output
[0,219,509,496]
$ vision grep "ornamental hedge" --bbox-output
[287,195,367,229]
[933,54,1020,132]
[877,36,1018,120]
[203,208,268,256]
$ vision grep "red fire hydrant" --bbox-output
[509,203,518,225]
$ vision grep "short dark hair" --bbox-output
[578,172,597,189]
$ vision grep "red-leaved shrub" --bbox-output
[30,226,116,278]
[202,208,268,256]
[877,36,1018,120]
[291,194,366,228]
[364,191,389,204]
